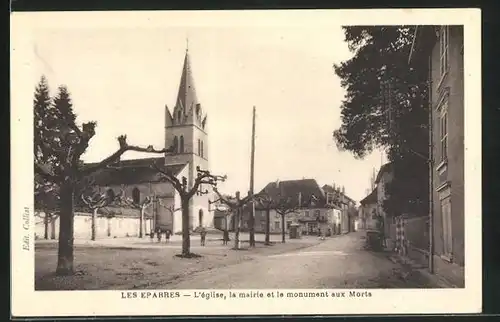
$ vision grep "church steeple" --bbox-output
[173,49,205,127]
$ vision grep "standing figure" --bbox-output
[200,227,207,246]
[156,227,162,242]
[223,229,229,245]
[165,229,171,243]
[149,229,155,241]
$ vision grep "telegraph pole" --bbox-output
[249,106,257,247]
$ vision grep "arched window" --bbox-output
[177,110,182,123]
[201,141,204,158]
[179,135,184,153]
[199,209,204,227]
[106,188,115,201]
[132,187,140,205]
[173,136,178,153]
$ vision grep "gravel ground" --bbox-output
[35,236,322,290]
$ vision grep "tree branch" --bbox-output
[82,136,175,176]
[151,162,183,194]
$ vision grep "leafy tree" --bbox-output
[34,78,175,275]
[333,26,430,218]
[152,165,227,257]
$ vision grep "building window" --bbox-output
[286,221,292,230]
[274,221,280,230]
[440,196,453,258]
[132,187,140,205]
[197,139,201,155]
[173,136,178,153]
[440,26,449,77]
[439,100,448,161]
[177,110,182,123]
[304,211,309,217]
[179,135,184,153]
[201,141,204,158]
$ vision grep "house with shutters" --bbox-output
[236,178,354,236]
[409,25,464,286]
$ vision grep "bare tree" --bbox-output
[80,188,123,241]
[274,196,300,243]
[34,78,180,275]
[212,188,261,250]
[151,164,226,257]
[116,192,154,239]
[36,130,175,275]
[35,178,60,240]
[255,194,275,246]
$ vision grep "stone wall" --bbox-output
[35,211,148,240]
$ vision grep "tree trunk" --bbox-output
[281,213,286,243]
[249,202,255,247]
[91,208,97,241]
[234,209,240,249]
[43,213,49,240]
[265,208,270,245]
[56,182,75,276]
[50,217,56,239]
[181,199,191,256]
[139,207,144,238]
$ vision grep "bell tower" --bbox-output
[164,47,210,230]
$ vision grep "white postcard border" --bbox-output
[10,8,482,317]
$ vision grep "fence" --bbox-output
[388,215,430,268]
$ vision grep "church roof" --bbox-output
[176,50,199,114]
[85,157,187,186]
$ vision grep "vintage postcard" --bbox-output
[11,8,481,317]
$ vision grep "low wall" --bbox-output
[35,212,146,240]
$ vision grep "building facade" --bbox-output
[44,49,215,238]
[232,179,354,236]
[359,189,378,231]
[410,25,464,286]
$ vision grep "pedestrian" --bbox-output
[165,229,171,243]
[150,229,155,241]
[223,229,229,245]
[200,227,207,246]
[157,228,162,242]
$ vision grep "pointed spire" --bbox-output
[175,49,199,118]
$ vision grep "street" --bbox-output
[34,231,436,290]
[156,232,435,289]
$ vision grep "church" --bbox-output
[85,48,214,236]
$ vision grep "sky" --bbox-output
[33,17,386,203]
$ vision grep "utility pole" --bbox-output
[249,106,257,247]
